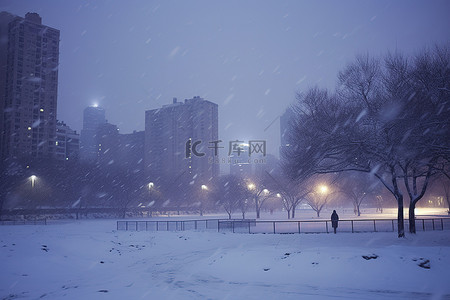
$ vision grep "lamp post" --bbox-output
[30,175,37,188]
[147,182,155,217]
[318,185,328,195]
[200,185,208,216]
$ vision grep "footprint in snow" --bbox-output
[362,254,378,260]
[413,258,430,269]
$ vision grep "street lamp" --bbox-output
[263,189,270,195]
[318,185,328,195]
[201,184,208,191]
[148,182,154,189]
[247,183,255,190]
[30,175,37,188]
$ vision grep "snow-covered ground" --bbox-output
[1,216,450,300]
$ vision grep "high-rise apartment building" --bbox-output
[145,96,219,184]
[80,105,106,161]
[55,121,80,161]
[0,12,60,160]
[96,126,144,171]
[0,12,15,159]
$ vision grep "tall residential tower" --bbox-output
[0,12,60,160]
[145,96,219,184]
[80,105,106,161]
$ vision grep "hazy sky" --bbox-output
[1,0,449,156]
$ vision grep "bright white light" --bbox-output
[92,103,99,108]
[247,183,255,190]
[318,185,329,194]
[263,189,269,195]
[201,184,208,191]
[30,175,37,188]
[148,182,154,189]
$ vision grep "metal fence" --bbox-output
[117,218,450,234]
[116,219,244,231]
[219,218,450,234]
[0,219,47,225]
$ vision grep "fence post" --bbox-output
[391,219,394,232]
[325,221,328,234]
[351,220,354,233]
[195,220,197,230]
[232,221,235,233]
[373,220,376,232]
[126,221,128,231]
[146,221,148,231]
[156,221,159,231]
[441,218,444,230]
[166,221,169,231]
[135,222,138,231]
[273,221,276,234]
[432,219,435,230]
[298,221,301,234]
[249,221,251,234]
[422,219,425,231]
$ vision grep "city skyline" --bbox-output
[1,1,449,157]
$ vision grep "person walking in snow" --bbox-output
[331,210,339,234]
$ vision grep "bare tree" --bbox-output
[336,172,380,216]
[217,174,246,219]
[246,176,271,219]
[265,171,308,219]
[283,46,450,237]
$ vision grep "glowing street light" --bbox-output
[30,175,37,188]
[318,185,329,195]
[247,183,255,190]
[263,189,270,195]
[201,184,208,191]
[276,193,281,198]
[148,182,154,189]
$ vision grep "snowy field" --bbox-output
[1,213,450,300]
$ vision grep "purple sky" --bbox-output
[1,0,449,156]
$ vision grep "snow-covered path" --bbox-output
[1,219,449,299]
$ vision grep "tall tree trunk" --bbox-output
[397,194,405,237]
[242,211,245,219]
[228,212,232,219]
[291,205,296,219]
[286,209,291,219]
[255,200,260,219]
[316,210,320,217]
[409,201,416,234]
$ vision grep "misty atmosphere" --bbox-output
[0,1,449,299]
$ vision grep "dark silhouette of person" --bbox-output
[331,210,339,234]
